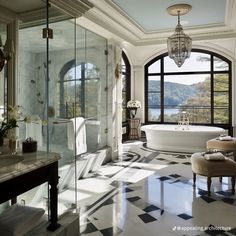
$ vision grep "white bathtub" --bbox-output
[141,124,226,152]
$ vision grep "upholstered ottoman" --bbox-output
[207,138,236,161]
[191,152,236,195]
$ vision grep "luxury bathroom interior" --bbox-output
[0,1,113,232]
[1,0,236,236]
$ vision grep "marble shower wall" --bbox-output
[18,50,39,116]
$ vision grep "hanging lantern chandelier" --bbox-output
[167,4,192,67]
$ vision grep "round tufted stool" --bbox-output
[207,138,236,161]
[191,152,236,195]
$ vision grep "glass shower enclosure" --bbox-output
[17,4,108,217]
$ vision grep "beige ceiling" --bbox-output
[0,0,45,13]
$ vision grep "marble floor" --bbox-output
[77,141,236,236]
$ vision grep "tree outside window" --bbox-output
[145,49,231,132]
[59,61,100,119]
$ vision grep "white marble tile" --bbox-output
[77,178,115,194]
[78,142,236,236]
[112,168,156,183]
[0,151,60,183]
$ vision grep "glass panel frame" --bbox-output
[148,76,160,92]
[214,56,229,71]
[164,52,211,73]
[148,60,160,73]
[214,74,229,91]
[148,108,161,122]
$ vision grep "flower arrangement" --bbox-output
[127,100,141,118]
[0,105,21,138]
[127,100,141,109]
[0,105,41,139]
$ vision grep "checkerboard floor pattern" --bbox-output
[77,141,236,236]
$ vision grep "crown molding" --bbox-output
[85,0,236,47]
[19,7,69,28]
[84,8,138,45]
[15,0,94,28]
[0,5,18,23]
[49,0,94,17]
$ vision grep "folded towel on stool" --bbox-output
[204,152,226,161]
[0,204,45,236]
[219,136,233,141]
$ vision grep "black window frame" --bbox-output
[59,60,99,119]
[121,51,131,141]
[144,49,232,134]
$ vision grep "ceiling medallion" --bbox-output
[167,4,192,67]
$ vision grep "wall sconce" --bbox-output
[115,63,122,79]
[0,35,14,72]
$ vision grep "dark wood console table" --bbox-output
[0,151,61,231]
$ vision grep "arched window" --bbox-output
[59,60,100,119]
[145,49,232,133]
[121,51,131,140]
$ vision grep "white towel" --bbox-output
[67,117,87,155]
[25,121,42,147]
[204,152,226,161]
[0,204,45,236]
[219,136,233,141]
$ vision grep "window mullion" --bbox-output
[81,62,85,117]
[211,54,214,124]
[160,57,164,122]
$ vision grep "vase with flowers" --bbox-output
[0,105,41,153]
[127,100,141,119]
[0,105,20,147]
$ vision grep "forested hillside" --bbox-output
[148,81,196,106]
[148,74,228,123]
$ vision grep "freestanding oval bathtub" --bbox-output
[141,124,226,152]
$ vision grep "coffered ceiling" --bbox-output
[111,0,226,32]
[85,0,236,46]
[0,0,236,47]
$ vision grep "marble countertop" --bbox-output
[0,151,60,183]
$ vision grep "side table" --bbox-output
[128,118,140,140]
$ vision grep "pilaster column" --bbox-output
[133,65,144,123]
[7,20,19,106]
[107,40,122,160]
[232,59,236,135]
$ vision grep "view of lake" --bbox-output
[149,108,179,117]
